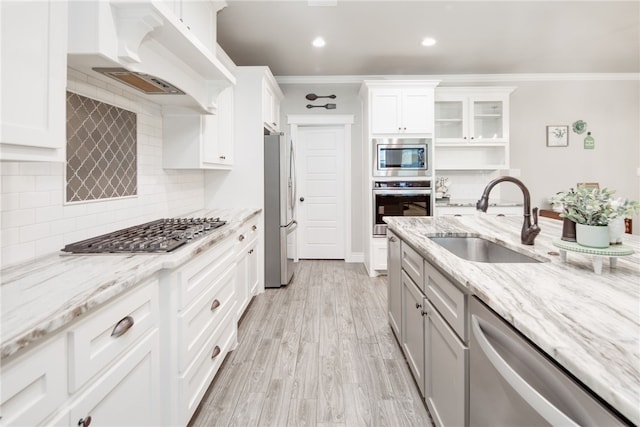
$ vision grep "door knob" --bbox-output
[299,197,305,202]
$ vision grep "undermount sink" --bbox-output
[429,236,542,263]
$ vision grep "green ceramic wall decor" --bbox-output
[572,120,587,134]
[584,132,595,149]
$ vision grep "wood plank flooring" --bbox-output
[189,260,432,427]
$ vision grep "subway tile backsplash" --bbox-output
[1,69,205,267]
[66,92,137,202]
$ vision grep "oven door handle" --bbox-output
[373,189,432,196]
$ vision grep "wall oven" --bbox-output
[373,180,432,236]
[373,137,431,177]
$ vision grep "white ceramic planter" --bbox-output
[576,223,610,248]
[608,217,625,245]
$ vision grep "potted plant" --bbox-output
[607,197,640,244]
[551,187,614,248]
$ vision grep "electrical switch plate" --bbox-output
[509,169,521,177]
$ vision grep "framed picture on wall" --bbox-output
[546,125,569,147]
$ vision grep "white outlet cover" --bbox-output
[509,169,521,177]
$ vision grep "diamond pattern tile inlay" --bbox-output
[66,92,137,202]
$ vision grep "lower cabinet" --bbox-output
[0,215,263,427]
[401,271,426,397]
[0,277,161,427]
[235,216,260,318]
[424,301,468,427]
[391,236,470,427]
[67,330,161,427]
[387,230,402,339]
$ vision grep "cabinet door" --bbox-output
[263,82,279,132]
[246,237,260,297]
[387,231,402,339]
[435,100,465,142]
[401,272,425,396]
[0,336,67,427]
[235,247,249,319]
[0,1,67,162]
[469,95,508,142]
[401,89,434,134]
[425,302,468,427]
[69,330,161,427]
[371,90,401,134]
[215,86,234,165]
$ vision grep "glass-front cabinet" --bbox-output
[434,87,515,170]
[434,88,512,143]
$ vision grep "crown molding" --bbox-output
[275,73,640,85]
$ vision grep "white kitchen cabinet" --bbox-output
[161,231,239,426]
[163,86,235,169]
[66,330,161,427]
[387,230,402,339]
[401,270,426,397]
[424,300,468,427]
[235,216,260,317]
[262,76,283,132]
[0,0,67,162]
[371,237,388,271]
[0,336,67,427]
[434,87,515,170]
[371,88,435,134]
[1,277,161,427]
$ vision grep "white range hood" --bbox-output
[67,1,235,114]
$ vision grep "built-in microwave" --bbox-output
[373,138,431,177]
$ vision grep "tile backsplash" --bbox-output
[0,68,205,267]
[66,91,137,202]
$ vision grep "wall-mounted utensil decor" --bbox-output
[306,103,336,109]
[305,93,336,101]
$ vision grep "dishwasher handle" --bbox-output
[471,314,581,427]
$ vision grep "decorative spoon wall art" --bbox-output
[305,93,336,100]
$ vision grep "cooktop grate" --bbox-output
[62,217,226,254]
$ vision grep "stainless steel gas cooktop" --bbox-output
[62,217,226,254]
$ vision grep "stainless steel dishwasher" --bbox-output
[469,297,630,427]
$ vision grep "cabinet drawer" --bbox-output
[0,336,67,427]
[68,278,159,392]
[237,217,259,253]
[424,261,467,342]
[176,236,236,308]
[177,263,236,372]
[401,242,424,288]
[179,303,237,424]
[68,330,161,427]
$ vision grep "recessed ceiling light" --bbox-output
[312,37,326,48]
[421,37,437,47]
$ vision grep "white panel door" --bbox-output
[297,126,345,259]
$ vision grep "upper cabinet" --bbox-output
[163,86,235,170]
[0,1,68,162]
[370,86,436,134]
[262,74,283,133]
[434,87,515,170]
[67,1,235,115]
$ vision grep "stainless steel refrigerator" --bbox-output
[264,133,297,288]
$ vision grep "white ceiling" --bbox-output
[216,1,640,77]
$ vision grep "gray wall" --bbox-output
[279,83,365,253]
[278,78,640,252]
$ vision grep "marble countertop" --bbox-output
[0,208,261,361]
[384,215,639,425]
[435,198,523,207]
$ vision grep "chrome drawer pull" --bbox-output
[211,299,221,311]
[78,416,92,427]
[211,345,221,359]
[111,316,134,338]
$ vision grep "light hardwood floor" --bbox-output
[189,260,432,427]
